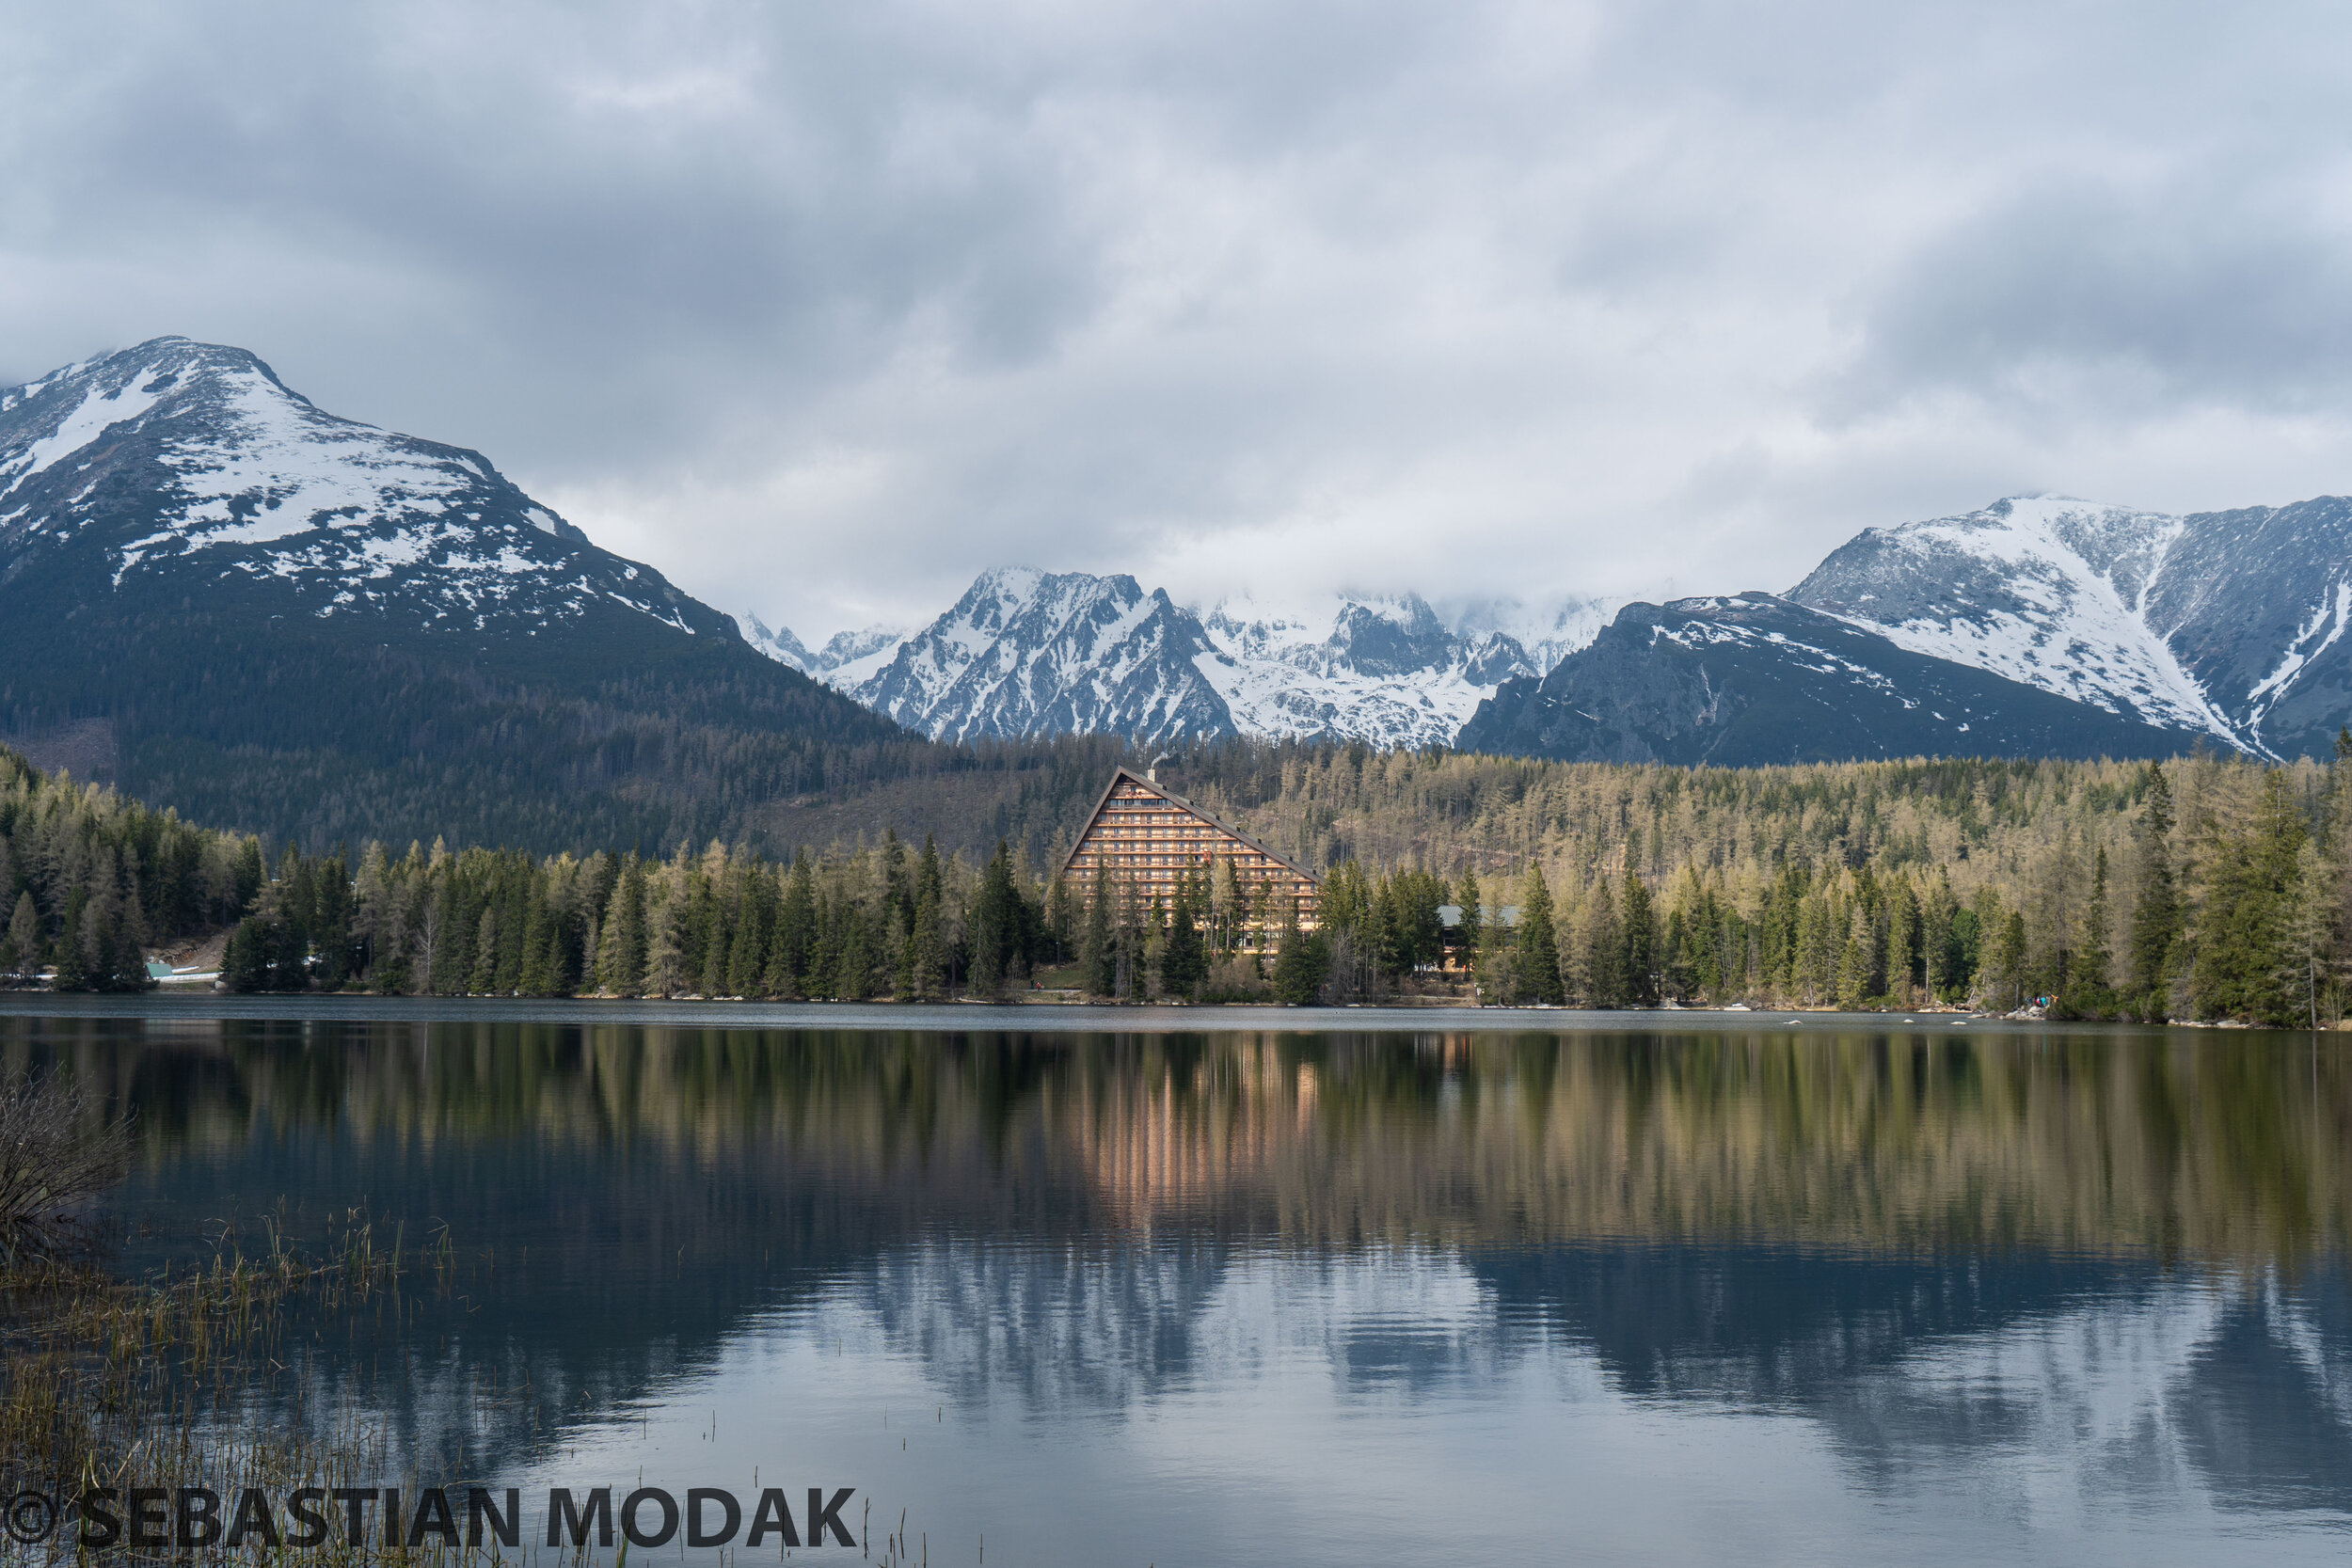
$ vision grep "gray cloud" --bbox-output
[5,0,2350,640]
[1836,176,2352,421]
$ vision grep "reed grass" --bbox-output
[0,1200,518,1563]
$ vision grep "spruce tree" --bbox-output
[2126,763,2183,1018]
[1836,906,1873,1011]
[2281,840,2335,1029]
[1084,862,1116,997]
[1164,874,1208,998]
[1621,873,1657,1005]
[906,892,946,1001]
[1271,896,1327,1005]
[1455,870,1482,979]
[1886,882,1918,1004]
[0,893,36,987]
[50,888,90,991]
[1518,865,1565,1005]
[2067,847,2116,1019]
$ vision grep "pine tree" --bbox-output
[2066,847,2116,1019]
[0,892,34,987]
[1621,873,1657,1005]
[1518,865,1565,1005]
[1164,873,1208,998]
[1455,869,1482,980]
[1272,896,1327,1005]
[1836,905,1873,1011]
[1084,862,1116,998]
[596,857,647,996]
[2126,762,2184,1018]
[1885,881,1918,1004]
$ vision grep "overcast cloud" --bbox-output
[6,0,2349,641]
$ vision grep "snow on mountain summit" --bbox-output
[745,572,1580,747]
[0,337,722,640]
[1791,496,2236,743]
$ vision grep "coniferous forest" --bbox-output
[5,736,2352,1024]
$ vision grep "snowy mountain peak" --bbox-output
[0,337,729,642]
[1791,495,2231,744]
[768,572,1608,748]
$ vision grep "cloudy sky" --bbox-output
[5,0,2348,642]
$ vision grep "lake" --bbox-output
[6,998,2349,1565]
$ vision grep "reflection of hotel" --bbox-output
[1058,767,1322,932]
[1071,1040,1302,1227]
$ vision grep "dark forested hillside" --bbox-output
[0,587,925,854]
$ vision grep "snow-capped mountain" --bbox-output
[1445,594,1618,675]
[1196,592,1530,744]
[758,570,1570,747]
[850,568,1233,744]
[741,613,911,689]
[0,337,899,850]
[1458,594,2203,766]
[0,336,728,641]
[1791,495,2352,758]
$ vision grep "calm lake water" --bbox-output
[6,998,2350,1565]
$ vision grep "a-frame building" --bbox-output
[1058,767,1321,934]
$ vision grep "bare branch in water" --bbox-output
[0,1075,133,1265]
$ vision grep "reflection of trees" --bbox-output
[2,1015,2348,1499]
[6,1019,2348,1260]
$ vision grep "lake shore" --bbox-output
[0,991,2256,1035]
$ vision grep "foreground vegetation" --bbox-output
[4,738,2351,1023]
[0,1070,507,1562]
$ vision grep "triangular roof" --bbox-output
[1056,766,1323,886]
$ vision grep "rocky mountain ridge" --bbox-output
[1789,494,2352,759]
[754,571,1604,748]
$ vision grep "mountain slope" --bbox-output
[1790,494,2352,758]
[0,338,913,850]
[1455,594,2207,766]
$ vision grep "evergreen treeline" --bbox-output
[8,737,2352,1023]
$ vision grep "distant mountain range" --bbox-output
[745,573,1611,749]
[7,335,2348,858]
[761,495,2352,763]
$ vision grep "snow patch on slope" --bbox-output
[2,372,173,497]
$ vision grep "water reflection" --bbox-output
[5,1014,2348,1563]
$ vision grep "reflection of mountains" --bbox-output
[839,1240,2352,1515]
[8,1016,2348,1500]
